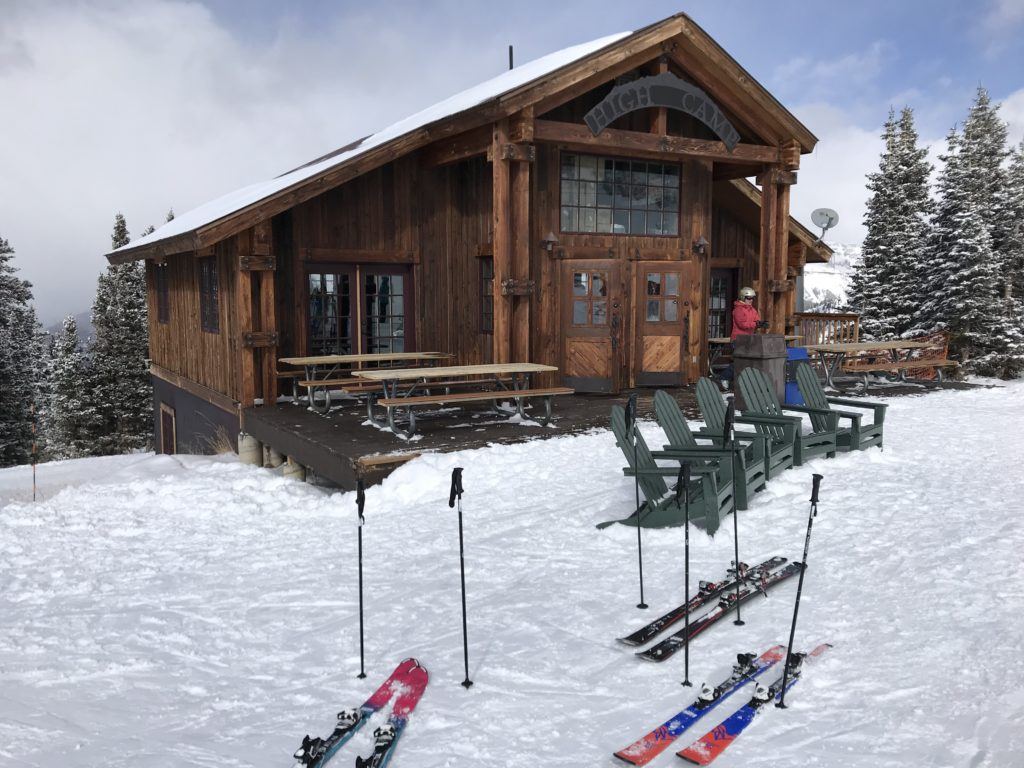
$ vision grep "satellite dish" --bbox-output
[811,208,839,242]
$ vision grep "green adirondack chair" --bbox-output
[597,404,736,534]
[795,362,887,451]
[695,377,795,480]
[736,367,838,465]
[652,389,767,511]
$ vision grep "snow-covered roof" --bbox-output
[107,31,631,260]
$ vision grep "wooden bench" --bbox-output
[373,387,575,436]
[841,357,958,387]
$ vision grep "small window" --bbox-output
[571,270,610,327]
[199,256,219,333]
[560,153,680,237]
[155,263,169,324]
[644,271,681,323]
[480,257,494,334]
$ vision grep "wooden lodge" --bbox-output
[105,13,832,458]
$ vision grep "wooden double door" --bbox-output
[561,259,695,393]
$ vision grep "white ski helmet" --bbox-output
[739,287,756,299]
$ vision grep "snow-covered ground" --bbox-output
[2,382,1023,767]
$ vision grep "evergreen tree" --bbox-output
[0,235,42,466]
[30,328,55,462]
[849,108,932,339]
[49,316,96,458]
[86,214,152,454]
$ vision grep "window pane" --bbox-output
[573,272,589,296]
[647,211,663,235]
[561,206,578,232]
[647,273,662,295]
[647,186,665,211]
[573,300,589,325]
[597,181,613,208]
[666,273,679,296]
[592,301,608,325]
[663,214,679,236]
[579,155,597,181]
[579,180,597,207]
[630,183,646,208]
[614,160,630,183]
[646,300,660,322]
[581,208,597,232]
[665,300,679,322]
[630,210,646,233]
[613,209,629,234]
[663,187,679,211]
[561,179,578,206]
[631,162,647,186]
[598,157,614,182]
[614,182,630,209]
[597,208,613,232]
[648,164,663,187]
[592,273,606,297]
[561,154,577,179]
[664,165,680,187]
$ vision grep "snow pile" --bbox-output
[2,383,1024,767]
[803,242,860,311]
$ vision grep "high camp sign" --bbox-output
[584,72,741,152]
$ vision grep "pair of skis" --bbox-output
[294,658,428,768]
[613,644,831,766]
[619,557,801,663]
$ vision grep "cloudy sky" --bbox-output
[3,0,1024,325]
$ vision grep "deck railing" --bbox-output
[793,312,860,346]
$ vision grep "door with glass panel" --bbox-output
[361,267,412,354]
[561,260,622,394]
[635,262,694,387]
[306,268,355,356]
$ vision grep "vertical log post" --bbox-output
[510,111,533,362]
[236,233,256,408]
[255,221,277,404]
[492,119,513,364]
[772,180,791,333]
[756,168,778,327]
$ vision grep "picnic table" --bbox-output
[804,340,939,389]
[707,335,802,377]
[278,352,453,413]
[353,363,572,437]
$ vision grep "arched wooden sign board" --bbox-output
[584,72,741,152]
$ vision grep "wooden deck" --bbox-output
[241,389,702,490]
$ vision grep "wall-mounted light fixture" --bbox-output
[540,231,559,252]
[692,235,709,256]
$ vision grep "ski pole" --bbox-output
[626,394,647,610]
[356,479,367,679]
[676,461,692,687]
[777,473,823,709]
[723,396,744,626]
[449,467,473,688]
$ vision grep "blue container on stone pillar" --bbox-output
[785,347,809,405]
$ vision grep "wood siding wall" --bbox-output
[147,240,240,400]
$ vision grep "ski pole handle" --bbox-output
[356,478,366,522]
[625,393,638,435]
[449,467,464,508]
[723,395,735,446]
[674,461,690,504]
[810,473,823,504]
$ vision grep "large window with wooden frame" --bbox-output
[708,268,736,340]
[644,271,681,323]
[560,153,680,236]
[571,270,610,326]
[308,271,353,355]
[198,256,219,333]
[480,257,494,334]
[155,263,169,324]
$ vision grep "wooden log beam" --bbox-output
[492,119,513,364]
[534,119,780,164]
[650,57,669,135]
[420,125,491,168]
[236,231,256,408]
[259,264,277,402]
[772,179,791,333]
[511,152,531,361]
[303,248,419,264]
[757,173,777,323]
[150,362,239,415]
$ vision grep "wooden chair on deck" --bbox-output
[695,377,795,480]
[736,368,838,465]
[653,390,767,511]
[596,405,736,535]
[795,363,886,451]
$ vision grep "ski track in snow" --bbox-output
[1,383,1023,767]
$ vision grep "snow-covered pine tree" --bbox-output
[0,235,44,467]
[917,128,1005,369]
[30,328,55,462]
[848,110,898,339]
[848,108,932,339]
[49,316,96,458]
[86,214,152,455]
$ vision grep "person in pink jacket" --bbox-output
[720,286,760,389]
[730,286,761,339]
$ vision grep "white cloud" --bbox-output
[771,41,894,102]
[1001,87,1024,146]
[0,1,505,324]
[978,0,1024,55]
